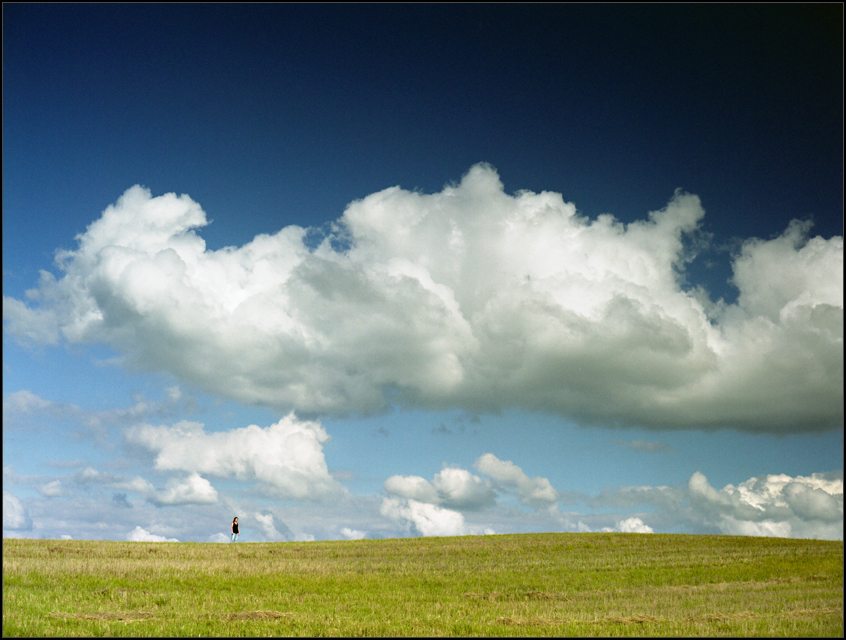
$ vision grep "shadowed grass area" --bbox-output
[3,532,842,637]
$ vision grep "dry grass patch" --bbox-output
[608,614,664,624]
[223,610,293,620]
[48,611,157,623]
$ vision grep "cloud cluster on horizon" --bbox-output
[377,454,843,540]
[127,525,179,542]
[3,164,842,432]
[7,390,837,542]
[380,453,561,537]
[591,470,843,540]
[4,442,842,541]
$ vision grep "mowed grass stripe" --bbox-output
[3,532,842,637]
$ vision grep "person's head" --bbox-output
[233,517,238,524]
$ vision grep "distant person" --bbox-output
[231,516,239,542]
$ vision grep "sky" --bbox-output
[3,4,843,543]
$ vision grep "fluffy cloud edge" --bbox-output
[4,164,841,432]
[124,413,347,502]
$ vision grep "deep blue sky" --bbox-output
[3,4,842,543]
[4,4,842,294]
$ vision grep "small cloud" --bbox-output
[3,389,52,419]
[475,453,558,507]
[380,497,467,537]
[341,527,366,540]
[384,475,440,504]
[616,439,675,454]
[3,491,33,531]
[384,467,495,511]
[432,467,496,510]
[113,476,155,494]
[148,473,218,506]
[73,467,122,486]
[254,512,293,542]
[127,526,178,542]
[38,480,62,497]
[616,517,654,533]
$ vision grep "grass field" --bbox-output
[3,532,842,637]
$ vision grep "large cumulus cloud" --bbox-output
[4,164,842,431]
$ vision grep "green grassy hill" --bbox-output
[3,532,842,637]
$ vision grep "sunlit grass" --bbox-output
[3,532,842,637]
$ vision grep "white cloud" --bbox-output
[3,389,53,417]
[125,414,345,501]
[690,471,843,539]
[3,491,33,531]
[148,473,218,506]
[126,525,179,542]
[32,464,155,500]
[383,475,440,504]
[38,480,62,497]
[254,512,287,541]
[717,517,793,539]
[379,462,576,537]
[594,470,843,540]
[3,165,841,432]
[74,467,120,485]
[2,293,60,344]
[730,220,841,323]
[380,497,467,537]
[2,390,92,436]
[383,467,495,510]
[340,527,366,540]
[432,467,496,510]
[616,517,654,533]
[381,457,555,533]
[474,453,558,507]
[783,480,842,522]
[114,476,156,494]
